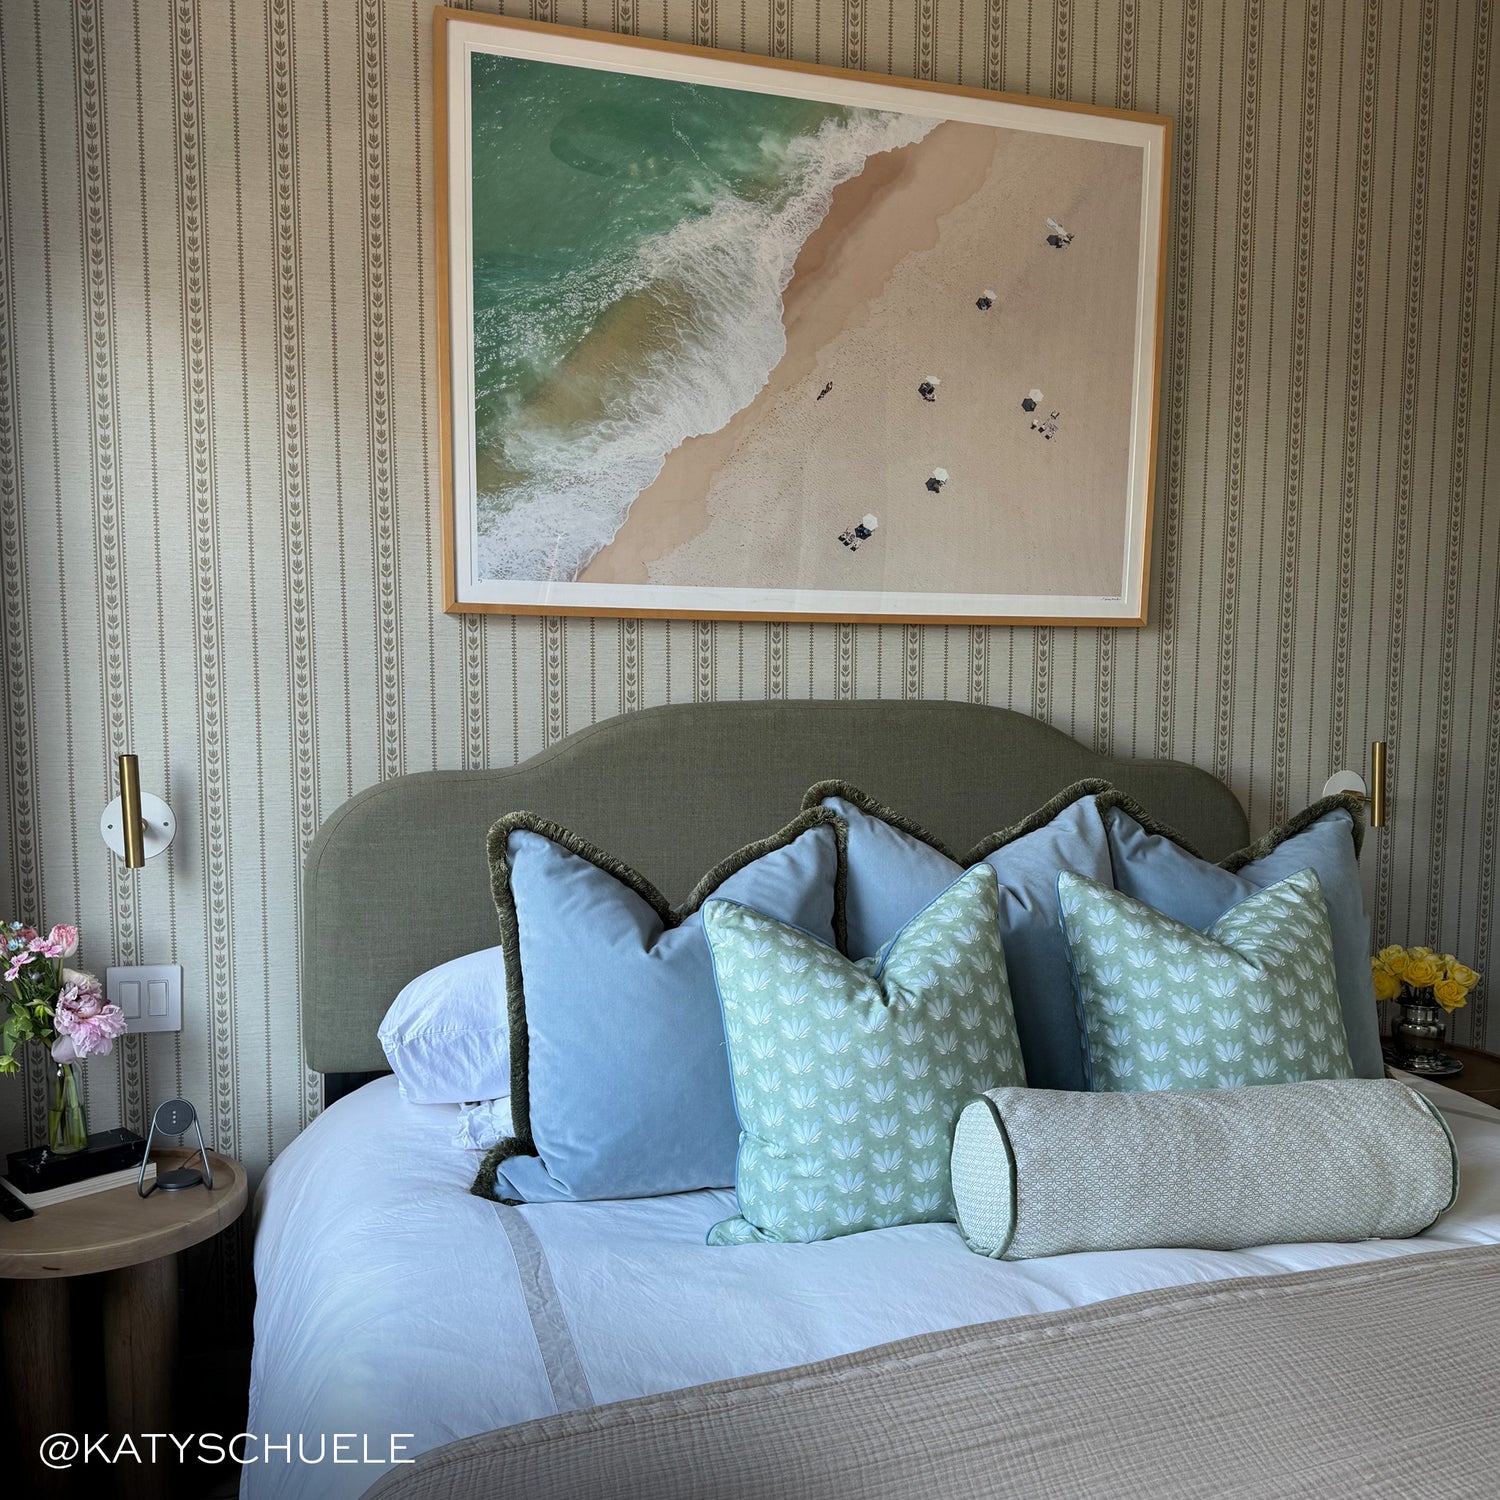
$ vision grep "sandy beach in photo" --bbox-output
[576,120,1143,598]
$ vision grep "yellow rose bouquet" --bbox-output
[1371,944,1481,1014]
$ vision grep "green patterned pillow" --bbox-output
[703,864,1026,1245]
[1058,867,1355,1092]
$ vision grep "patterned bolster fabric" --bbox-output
[950,1078,1459,1260]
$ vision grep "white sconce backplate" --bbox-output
[100,792,176,861]
[1322,770,1368,800]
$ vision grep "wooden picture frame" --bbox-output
[435,11,1171,624]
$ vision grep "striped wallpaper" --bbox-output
[1,0,1497,1201]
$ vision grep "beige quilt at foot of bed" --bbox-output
[366,1243,1500,1500]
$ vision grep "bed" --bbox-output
[248,702,1500,1500]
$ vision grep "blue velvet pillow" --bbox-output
[472,809,844,1203]
[1102,794,1383,1078]
[805,781,1116,1090]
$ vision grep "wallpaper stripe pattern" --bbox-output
[1,0,1498,1204]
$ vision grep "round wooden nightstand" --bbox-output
[1388,1041,1500,1109]
[0,1149,247,1500]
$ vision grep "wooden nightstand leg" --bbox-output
[1,1277,77,1499]
[102,1254,179,1500]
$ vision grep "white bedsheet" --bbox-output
[244,1076,1500,1500]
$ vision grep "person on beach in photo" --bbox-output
[1029,410,1061,440]
[817,380,834,400]
[918,376,940,403]
[838,514,879,551]
[976,289,995,310]
[925,468,949,494]
[1045,216,1074,248]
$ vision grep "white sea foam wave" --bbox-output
[476,108,935,582]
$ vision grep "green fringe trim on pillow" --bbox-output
[801,779,963,860]
[803,776,1121,870]
[1221,792,1367,866]
[470,1135,531,1206]
[1090,787,1367,872]
[963,779,1120,863]
[1088,787,1210,861]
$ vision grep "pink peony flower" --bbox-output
[51,1034,77,1064]
[47,924,79,958]
[57,981,104,1020]
[53,999,127,1058]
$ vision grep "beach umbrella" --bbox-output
[981,289,996,300]
[1027,388,1044,404]
[931,468,949,483]
[862,515,878,531]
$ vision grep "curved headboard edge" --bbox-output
[303,700,1248,1075]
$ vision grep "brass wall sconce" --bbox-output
[1323,741,1388,829]
[100,754,176,868]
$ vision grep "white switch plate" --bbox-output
[106,964,182,1034]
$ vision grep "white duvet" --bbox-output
[244,1076,1500,1500]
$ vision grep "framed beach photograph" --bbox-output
[435,13,1171,624]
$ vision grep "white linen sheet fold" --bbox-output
[244,1076,1500,1500]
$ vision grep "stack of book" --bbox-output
[3,1128,150,1210]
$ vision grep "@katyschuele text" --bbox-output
[38,1432,417,1470]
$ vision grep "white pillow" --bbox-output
[377,946,511,1104]
[453,1096,513,1152]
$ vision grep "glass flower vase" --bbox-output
[47,1060,88,1155]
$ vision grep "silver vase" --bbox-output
[1389,998,1454,1074]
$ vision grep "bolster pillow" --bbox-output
[950,1078,1459,1260]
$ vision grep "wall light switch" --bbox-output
[106,964,182,1034]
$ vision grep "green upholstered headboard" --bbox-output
[302,700,1248,1075]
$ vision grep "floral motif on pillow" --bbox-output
[1059,867,1355,1092]
[704,864,1025,1244]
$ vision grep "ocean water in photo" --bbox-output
[468,53,932,581]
